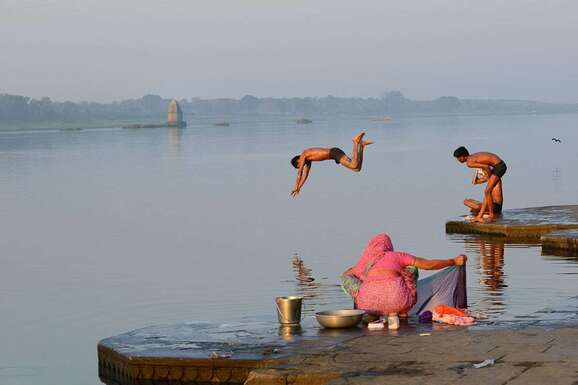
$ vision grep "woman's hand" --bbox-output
[341,267,358,278]
[454,254,467,266]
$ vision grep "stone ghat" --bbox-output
[97,320,355,385]
[541,229,578,255]
[98,303,578,385]
[98,322,281,385]
[446,205,578,244]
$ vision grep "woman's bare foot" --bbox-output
[388,314,400,330]
[352,132,365,144]
[361,140,374,146]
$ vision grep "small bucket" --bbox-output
[275,296,303,325]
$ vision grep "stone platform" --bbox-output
[97,319,357,385]
[98,298,578,385]
[541,229,578,255]
[98,321,282,385]
[446,205,578,240]
[245,326,578,385]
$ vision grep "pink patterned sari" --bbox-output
[343,234,418,316]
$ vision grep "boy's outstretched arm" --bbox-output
[290,157,306,197]
[296,163,310,191]
[290,162,310,197]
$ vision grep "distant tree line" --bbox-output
[1,91,577,123]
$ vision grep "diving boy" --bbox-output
[290,132,373,197]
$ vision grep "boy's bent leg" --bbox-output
[337,133,372,171]
[346,139,373,172]
[464,199,482,214]
[353,142,363,171]
[337,142,361,171]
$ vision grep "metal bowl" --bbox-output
[315,309,365,328]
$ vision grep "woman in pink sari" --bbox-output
[341,234,466,329]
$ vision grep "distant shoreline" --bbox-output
[2,92,577,130]
[1,110,578,132]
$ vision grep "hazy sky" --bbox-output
[1,0,577,102]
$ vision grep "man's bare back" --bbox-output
[465,152,503,170]
[290,132,373,197]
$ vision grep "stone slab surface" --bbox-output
[98,298,578,385]
[446,205,578,239]
[97,319,362,385]
[541,229,578,255]
[247,327,578,385]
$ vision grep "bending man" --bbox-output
[454,146,507,223]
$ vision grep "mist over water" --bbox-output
[1,113,578,384]
[2,1,578,102]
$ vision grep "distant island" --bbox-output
[1,91,577,127]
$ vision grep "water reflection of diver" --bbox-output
[292,254,315,284]
[291,255,322,315]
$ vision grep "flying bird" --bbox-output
[552,137,562,143]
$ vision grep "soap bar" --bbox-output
[367,321,385,330]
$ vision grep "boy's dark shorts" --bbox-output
[329,147,345,164]
[492,161,507,178]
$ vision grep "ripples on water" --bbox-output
[290,254,347,316]
[291,237,578,322]
[1,113,578,385]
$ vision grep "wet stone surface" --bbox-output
[98,298,578,385]
[97,318,361,385]
[446,205,578,239]
[541,229,578,255]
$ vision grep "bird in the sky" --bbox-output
[552,137,562,143]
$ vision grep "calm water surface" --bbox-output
[1,114,578,385]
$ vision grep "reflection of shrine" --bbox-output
[167,127,183,153]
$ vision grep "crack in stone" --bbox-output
[500,363,535,385]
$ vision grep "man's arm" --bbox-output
[473,172,489,185]
[468,161,492,177]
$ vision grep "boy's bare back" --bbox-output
[299,148,332,162]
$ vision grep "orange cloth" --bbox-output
[434,304,467,317]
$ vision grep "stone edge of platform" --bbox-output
[97,343,280,384]
[445,221,578,239]
[541,229,578,254]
